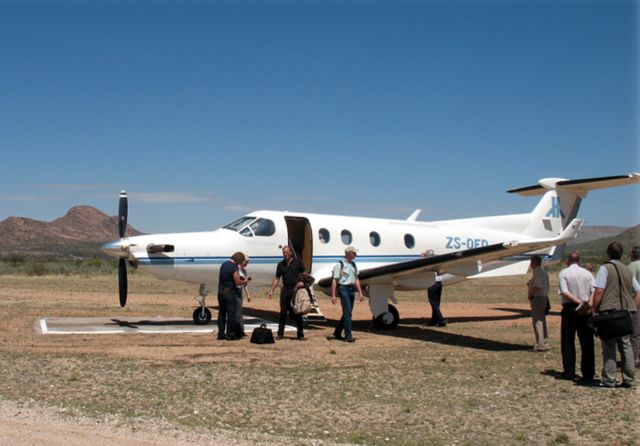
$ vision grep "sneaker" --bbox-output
[436,320,448,327]
[592,382,615,389]
[327,333,344,341]
[276,335,284,340]
[619,382,636,389]
[297,334,305,341]
[345,336,355,343]
[530,346,550,352]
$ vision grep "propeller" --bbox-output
[118,191,128,307]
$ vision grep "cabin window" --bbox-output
[369,231,381,247]
[404,233,415,249]
[319,228,330,244]
[341,230,352,245]
[249,218,276,236]
[239,227,253,237]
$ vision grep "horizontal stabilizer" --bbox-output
[508,173,640,197]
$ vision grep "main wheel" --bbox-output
[193,307,212,325]
[372,304,399,330]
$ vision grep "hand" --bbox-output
[358,293,365,302]
[267,291,273,300]
[331,296,337,305]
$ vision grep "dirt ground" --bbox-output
[1,274,637,445]
[0,279,529,446]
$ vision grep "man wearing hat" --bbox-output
[330,246,365,342]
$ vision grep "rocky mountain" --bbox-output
[0,206,143,259]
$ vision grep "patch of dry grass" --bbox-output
[0,274,638,445]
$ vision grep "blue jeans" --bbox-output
[335,285,355,338]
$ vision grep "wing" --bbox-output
[317,218,583,288]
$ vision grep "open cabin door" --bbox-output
[285,216,312,272]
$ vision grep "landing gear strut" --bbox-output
[193,284,212,325]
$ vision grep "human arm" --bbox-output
[331,279,337,305]
[267,277,280,300]
[355,278,365,302]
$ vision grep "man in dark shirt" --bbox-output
[217,252,248,341]
[268,245,306,340]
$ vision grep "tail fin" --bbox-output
[510,173,640,239]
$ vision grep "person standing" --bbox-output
[528,255,550,352]
[267,245,306,340]
[557,252,595,381]
[330,246,365,343]
[236,257,251,338]
[592,242,640,388]
[217,252,248,341]
[628,246,640,368]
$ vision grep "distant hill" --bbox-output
[567,224,639,265]
[567,225,627,245]
[0,206,143,260]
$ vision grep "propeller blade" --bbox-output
[118,191,128,238]
[118,258,128,307]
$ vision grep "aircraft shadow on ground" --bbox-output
[106,306,541,350]
[349,306,538,352]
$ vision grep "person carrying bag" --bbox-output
[591,242,640,388]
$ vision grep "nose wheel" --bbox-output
[193,284,212,325]
[193,307,212,325]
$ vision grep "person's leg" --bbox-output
[618,335,636,387]
[560,305,576,378]
[531,296,547,349]
[339,286,354,339]
[577,315,595,380]
[630,309,640,367]
[216,293,227,340]
[277,291,289,337]
[600,337,618,387]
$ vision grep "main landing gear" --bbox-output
[193,284,212,325]
[372,304,399,330]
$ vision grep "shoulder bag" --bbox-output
[592,262,633,340]
[293,287,313,315]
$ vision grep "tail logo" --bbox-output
[545,197,565,219]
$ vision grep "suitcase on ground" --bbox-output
[250,324,275,344]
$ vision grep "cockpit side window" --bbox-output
[249,218,276,236]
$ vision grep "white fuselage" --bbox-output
[119,210,535,292]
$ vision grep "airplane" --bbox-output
[101,173,640,329]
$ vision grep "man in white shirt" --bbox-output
[528,255,550,352]
[557,252,595,381]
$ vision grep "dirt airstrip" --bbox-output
[0,274,637,445]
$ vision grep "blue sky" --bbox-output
[0,0,638,233]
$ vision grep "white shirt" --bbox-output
[557,263,594,304]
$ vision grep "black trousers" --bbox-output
[561,303,595,380]
[217,288,239,339]
[278,287,303,337]
[428,281,445,323]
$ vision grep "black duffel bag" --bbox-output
[593,310,633,340]
[250,324,275,344]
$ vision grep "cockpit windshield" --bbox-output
[223,216,256,232]
[223,216,276,237]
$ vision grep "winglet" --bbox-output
[407,209,421,221]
